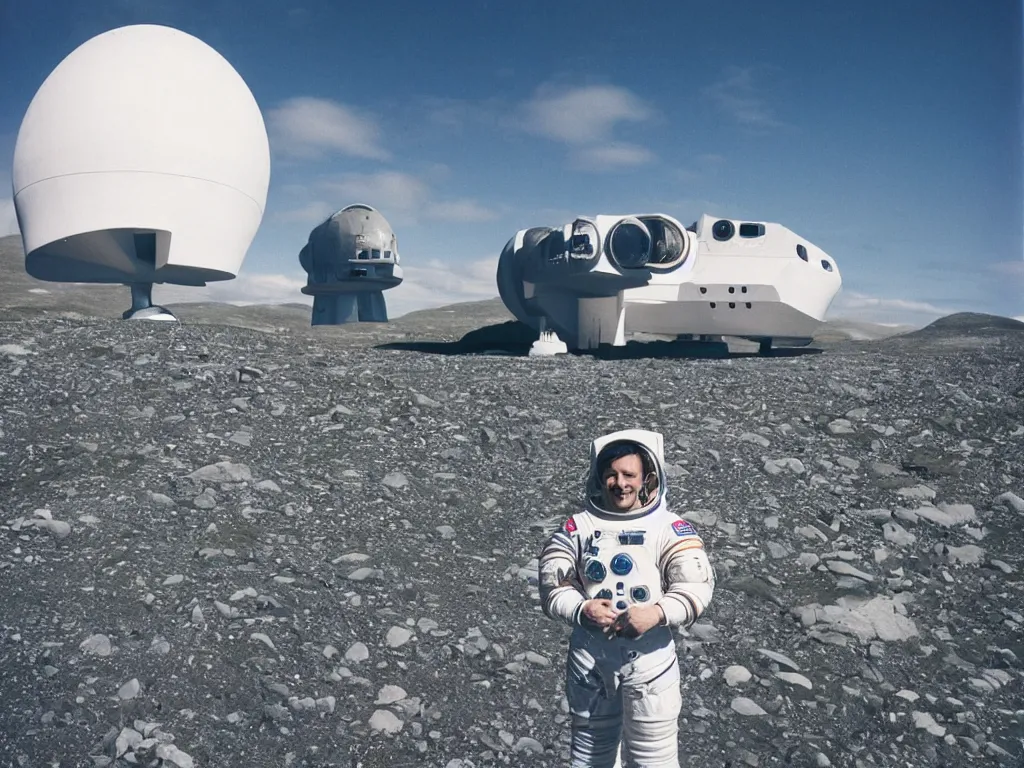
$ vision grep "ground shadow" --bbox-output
[375,321,825,360]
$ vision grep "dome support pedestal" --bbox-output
[311,290,389,325]
[122,282,177,322]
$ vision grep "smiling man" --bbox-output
[538,430,716,767]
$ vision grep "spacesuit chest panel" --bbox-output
[576,514,665,611]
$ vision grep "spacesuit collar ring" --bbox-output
[584,496,662,520]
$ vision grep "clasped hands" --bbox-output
[581,599,663,639]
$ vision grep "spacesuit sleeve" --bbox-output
[656,518,715,628]
[537,519,587,627]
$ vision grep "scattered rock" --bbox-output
[368,709,404,734]
[730,697,768,716]
[117,678,140,700]
[0,310,1020,767]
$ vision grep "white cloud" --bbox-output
[271,200,338,225]
[522,84,652,144]
[828,290,953,325]
[519,84,656,170]
[426,199,500,222]
[571,143,654,170]
[387,256,499,317]
[833,291,950,315]
[702,67,782,128]
[0,197,19,236]
[290,172,499,226]
[154,272,310,306]
[319,171,429,213]
[267,97,390,160]
[149,257,502,320]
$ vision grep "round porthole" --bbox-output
[607,219,652,269]
[712,219,735,241]
[640,216,689,270]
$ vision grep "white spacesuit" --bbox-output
[538,430,715,768]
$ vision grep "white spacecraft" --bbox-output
[10,24,271,321]
[299,204,404,325]
[496,213,842,355]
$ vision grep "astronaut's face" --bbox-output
[600,454,644,511]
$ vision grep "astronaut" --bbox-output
[538,429,715,767]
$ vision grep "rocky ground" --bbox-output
[1,312,1023,768]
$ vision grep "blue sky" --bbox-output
[1,0,1021,324]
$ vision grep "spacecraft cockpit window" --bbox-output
[357,250,370,260]
[569,220,599,260]
[570,233,593,256]
[796,244,809,261]
[639,217,688,269]
[607,220,653,269]
[384,250,393,260]
[820,259,833,272]
[739,223,765,238]
[372,249,381,259]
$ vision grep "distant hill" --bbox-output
[0,234,132,318]
[0,232,960,347]
[905,312,1024,336]
[0,235,516,340]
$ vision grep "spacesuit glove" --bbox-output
[579,599,624,635]
[608,604,663,639]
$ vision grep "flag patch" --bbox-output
[563,517,577,534]
[672,520,697,537]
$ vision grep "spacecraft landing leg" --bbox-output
[577,294,626,350]
[529,317,568,357]
[122,283,177,322]
[758,339,772,355]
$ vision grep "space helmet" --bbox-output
[585,429,667,515]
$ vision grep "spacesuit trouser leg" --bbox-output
[566,648,682,768]
[618,656,682,767]
[566,650,623,768]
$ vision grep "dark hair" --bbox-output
[596,441,655,478]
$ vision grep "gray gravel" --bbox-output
[0,313,1022,767]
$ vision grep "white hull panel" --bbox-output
[497,212,842,351]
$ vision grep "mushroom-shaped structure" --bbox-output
[299,205,404,325]
[11,24,271,321]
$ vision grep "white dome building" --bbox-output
[11,24,271,320]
